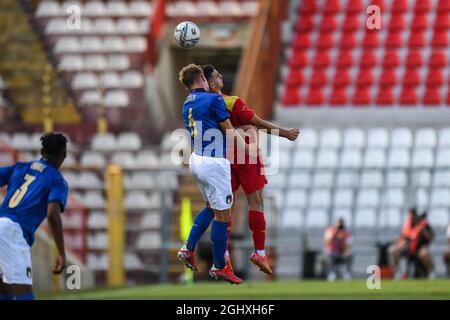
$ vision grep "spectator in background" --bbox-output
[444,224,450,277]
[324,218,353,281]
[390,208,435,279]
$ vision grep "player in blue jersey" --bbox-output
[177,64,250,284]
[0,133,68,300]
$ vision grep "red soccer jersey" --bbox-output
[222,95,255,127]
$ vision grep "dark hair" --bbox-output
[179,63,203,88]
[409,207,418,215]
[201,64,215,81]
[40,133,67,158]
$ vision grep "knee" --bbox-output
[247,192,264,212]
[214,210,231,223]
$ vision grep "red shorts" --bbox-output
[231,158,268,194]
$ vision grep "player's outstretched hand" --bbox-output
[285,128,300,141]
[53,255,66,275]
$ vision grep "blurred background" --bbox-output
[0,0,450,295]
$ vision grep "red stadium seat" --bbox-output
[352,87,372,105]
[319,15,337,32]
[285,70,303,88]
[305,88,324,105]
[359,51,377,69]
[335,51,354,69]
[428,51,447,69]
[382,51,400,69]
[355,70,374,88]
[332,70,351,87]
[345,0,364,14]
[339,33,358,49]
[323,0,341,15]
[392,0,409,13]
[385,31,403,48]
[342,14,361,32]
[379,69,397,87]
[296,16,315,32]
[289,50,309,69]
[313,51,331,69]
[434,14,450,30]
[399,87,418,105]
[425,70,445,87]
[299,0,318,15]
[405,51,423,69]
[371,0,385,10]
[388,13,406,31]
[293,33,311,50]
[408,31,426,48]
[316,33,334,50]
[431,31,448,48]
[282,88,301,106]
[376,88,395,105]
[309,70,328,87]
[362,31,380,48]
[437,0,450,13]
[329,87,348,105]
[411,14,429,31]
[414,0,432,12]
[423,87,442,105]
[402,70,421,87]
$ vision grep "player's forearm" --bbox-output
[47,211,66,257]
[250,115,288,137]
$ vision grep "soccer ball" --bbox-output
[174,21,200,48]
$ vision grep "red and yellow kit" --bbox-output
[222,95,268,194]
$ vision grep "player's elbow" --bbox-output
[47,202,62,220]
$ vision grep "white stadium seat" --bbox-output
[333,189,354,208]
[103,36,126,52]
[379,208,402,228]
[316,149,338,168]
[386,170,407,187]
[295,128,318,149]
[62,171,79,188]
[78,171,103,189]
[54,37,80,54]
[136,232,161,250]
[435,149,450,168]
[428,209,449,227]
[125,191,151,210]
[107,55,130,70]
[168,1,197,16]
[288,172,311,188]
[354,209,377,228]
[36,1,62,17]
[286,189,308,208]
[59,55,84,71]
[363,149,386,168]
[360,171,383,188]
[72,72,98,90]
[218,1,243,16]
[339,149,362,168]
[267,173,287,189]
[85,55,107,71]
[438,128,450,148]
[129,1,153,17]
[319,128,342,149]
[100,72,121,88]
[126,172,154,189]
[241,1,259,16]
[305,209,329,228]
[414,128,437,148]
[105,90,129,108]
[430,188,450,207]
[83,191,106,209]
[80,151,106,168]
[79,37,103,52]
[387,149,410,168]
[390,128,413,148]
[126,37,147,52]
[91,133,117,152]
[293,150,315,168]
[10,133,30,151]
[79,90,101,105]
[336,172,359,188]
[383,188,405,208]
[367,128,389,149]
[111,152,136,169]
[121,71,144,88]
[416,188,429,208]
[356,189,379,208]
[281,209,303,228]
[61,153,77,168]
[106,1,128,16]
[135,150,160,169]
[45,18,67,34]
[116,18,139,34]
[432,170,450,187]
[411,170,431,187]
[411,149,434,168]
[343,128,365,149]
[309,189,331,208]
[83,1,106,17]
[196,1,219,16]
[117,132,142,151]
[94,18,116,34]
[312,172,334,188]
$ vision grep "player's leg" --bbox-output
[444,251,450,277]
[418,246,434,278]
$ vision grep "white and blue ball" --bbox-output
[174,21,200,48]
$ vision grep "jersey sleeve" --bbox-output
[48,177,69,212]
[0,165,15,187]
[233,98,255,124]
[211,95,230,123]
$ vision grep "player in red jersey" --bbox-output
[201,64,299,275]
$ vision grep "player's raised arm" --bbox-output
[47,201,66,274]
[249,114,300,141]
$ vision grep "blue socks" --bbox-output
[211,220,228,269]
[0,293,14,300]
[15,292,34,300]
[186,207,214,251]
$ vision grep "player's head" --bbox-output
[201,64,223,93]
[408,207,418,220]
[336,218,345,230]
[40,133,68,169]
[179,63,208,91]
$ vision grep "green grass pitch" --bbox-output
[38,279,450,300]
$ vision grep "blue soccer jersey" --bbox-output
[0,159,68,246]
[182,89,230,158]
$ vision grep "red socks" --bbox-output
[248,210,266,251]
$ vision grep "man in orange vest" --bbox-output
[323,218,353,281]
